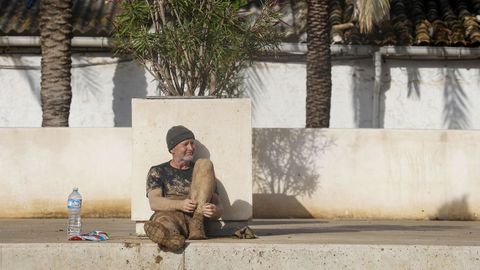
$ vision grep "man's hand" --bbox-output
[180,199,198,213]
[202,203,217,218]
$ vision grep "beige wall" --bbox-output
[131,98,252,222]
[2,127,480,220]
[0,128,132,218]
[253,129,480,220]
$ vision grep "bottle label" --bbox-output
[67,199,82,209]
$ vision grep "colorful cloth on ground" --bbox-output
[68,231,110,241]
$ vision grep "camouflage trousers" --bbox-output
[145,159,215,251]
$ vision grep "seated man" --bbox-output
[144,125,222,251]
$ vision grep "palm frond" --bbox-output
[357,0,391,33]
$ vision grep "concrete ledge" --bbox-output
[186,243,480,270]
[2,242,480,270]
[3,219,480,269]
[0,243,183,270]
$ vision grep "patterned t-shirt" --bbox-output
[146,161,193,199]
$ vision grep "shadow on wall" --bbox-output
[215,169,252,220]
[430,195,475,221]
[350,62,375,128]
[381,59,472,129]
[378,61,392,128]
[112,60,148,127]
[195,140,252,220]
[243,63,267,125]
[193,140,210,160]
[407,66,421,100]
[252,129,335,218]
[11,56,40,106]
[443,68,470,129]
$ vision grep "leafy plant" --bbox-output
[113,0,281,97]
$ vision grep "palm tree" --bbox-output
[306,0,331,128]
[305,0,390,128]
[39,0,73,127]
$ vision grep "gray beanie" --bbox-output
[166,125,195,151]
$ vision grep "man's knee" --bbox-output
[194,158,213,172]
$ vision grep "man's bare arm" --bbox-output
[148,189,197,213]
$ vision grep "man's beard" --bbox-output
[177,153,194,163]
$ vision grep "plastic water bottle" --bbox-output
[67,187,82,236]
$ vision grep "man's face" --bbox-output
[171,139,196,163]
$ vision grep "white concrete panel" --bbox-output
[244,62,306,128]
[0,54,159,127]
[131,99,252,222]
[382,60,480,129]
[0,55,42,126]
[69,55,159,127]
[0,128,132,217]
[2,54,480,129]
[330,59,375,128]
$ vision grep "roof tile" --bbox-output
[327,0,480,47]
[0,0,122,36]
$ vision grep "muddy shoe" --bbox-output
[188,213,206,240]
[161,235,186,252]
[144,221,168,244]
[145,221,186,251]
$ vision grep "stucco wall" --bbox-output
[244,58,480,129]
[1,128,479,220]
[253,128,480,220]
[381,59,480,129]
[2,51,479,129]
[0,53,158,127]
[0,128,131,218]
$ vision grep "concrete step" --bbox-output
[2,219,480,269]
[3,242,480,269]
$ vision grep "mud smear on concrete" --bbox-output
[430,195,475,221]
[123,242,140,248]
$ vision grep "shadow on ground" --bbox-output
[253,194,314,218]
[252,224,465,236]
[250,219,328,226]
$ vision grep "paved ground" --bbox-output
[1,218,480,246]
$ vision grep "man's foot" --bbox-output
[145,221,186,251]
[160,235,186,252]
[188,214,206,240]
[144,221,167,244]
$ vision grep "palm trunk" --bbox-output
[39,0,73,127]
[306,0,331,128]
